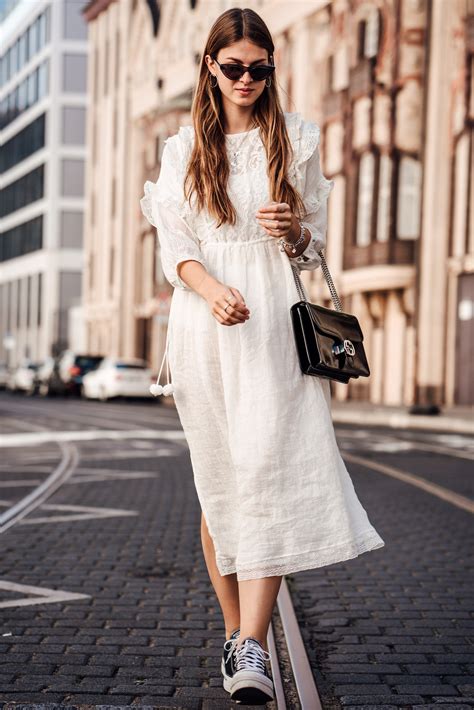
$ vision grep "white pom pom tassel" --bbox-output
[150,384,164,397]
[150,331,174,398]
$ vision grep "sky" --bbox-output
[0,0,20,23]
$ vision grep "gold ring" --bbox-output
[224,304,230,313]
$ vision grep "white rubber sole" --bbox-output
[230,669,274,705]
[221,657,233,693]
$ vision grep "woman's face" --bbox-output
[205,39,270,108]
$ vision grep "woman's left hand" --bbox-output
[255,201,299,241]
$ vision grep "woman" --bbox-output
[141,7,385,705]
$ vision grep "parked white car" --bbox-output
[82,358,153,401]
[7,361,40,394]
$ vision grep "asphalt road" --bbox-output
[0,391,473,709]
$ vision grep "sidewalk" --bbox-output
[329,401,473,435]
[162,397,473,435]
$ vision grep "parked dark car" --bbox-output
[41,351,104,396]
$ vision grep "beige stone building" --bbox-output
[82,0,473,409]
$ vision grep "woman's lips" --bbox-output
[236,88,253,95]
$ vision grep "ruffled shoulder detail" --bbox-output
[140,180,160,228]
[285,111,321,164]
[175,125,195,163]
[140,128,195,228]
[285,112,323,192]
[176,124,194,143]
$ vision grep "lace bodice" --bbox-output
[140,111,335,290]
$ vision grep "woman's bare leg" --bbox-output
[237,577,282,652]
[201,511,240,638]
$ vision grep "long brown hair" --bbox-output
[184,7,305,228]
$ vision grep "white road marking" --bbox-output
[0,580,90,609]
[0,465,56,473]
[337,431,474,460]
[75,466,170,475]
[343,451,474,514]
[10,501,138,524]
[70,471,159,483]
[0,429,186,448]
[80,447,186,461]
[0,479,43,487]
[332,408,474,434]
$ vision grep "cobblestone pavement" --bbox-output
[288,424,474,709]
[0,393,473,709]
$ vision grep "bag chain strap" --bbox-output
[290,249,343,312]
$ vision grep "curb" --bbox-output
[330,407,473,435]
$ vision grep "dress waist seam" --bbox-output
[200,237,277,247]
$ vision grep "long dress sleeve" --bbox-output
[290,120,335,272]
[140,134,206,291]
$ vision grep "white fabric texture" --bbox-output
[140,111,385,581]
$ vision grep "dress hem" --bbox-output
[216,528,385,581]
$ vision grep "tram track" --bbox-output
[0,442,79,534]
[268,577,324,709]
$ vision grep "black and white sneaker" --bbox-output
[230,636,274,705]
[221,627,240,693]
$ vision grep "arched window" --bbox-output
[357,7,382,60]
[397,156,422,240]
[377,154,392,242]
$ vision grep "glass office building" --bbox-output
[0,0,88,367]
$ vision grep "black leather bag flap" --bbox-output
[304,302,364,343]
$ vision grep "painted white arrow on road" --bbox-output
[0,580,90,609]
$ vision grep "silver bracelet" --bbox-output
[278,221,306,254]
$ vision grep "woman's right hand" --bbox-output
[199,277,250,326]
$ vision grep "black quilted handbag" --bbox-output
[290,252,370,384]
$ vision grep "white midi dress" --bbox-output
[140,111,385,581]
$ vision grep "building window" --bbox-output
[397,156,422,239]
[62,106,86,145]
[28,21,39,58]
[61,159,85,197]
[0,60,48,130]
[0,113,45,174]
[60,211,83,248]
[357,7,381,60]
[63,54,87,93]
[452,132,470,256]
[38,7,50,48]
[0,165,45,217]
[37,60,49,98]
[356,152,375,246]
[64,2,87,40]
[0,215,43,262]
[376,153,392,242]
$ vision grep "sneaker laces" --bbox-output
[234,637,271,673]
[223,635,240,665]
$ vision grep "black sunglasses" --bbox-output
[213,57,275,82]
